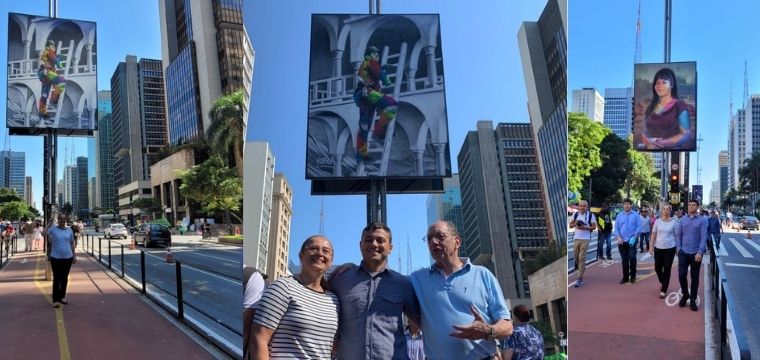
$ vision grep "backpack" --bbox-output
[573,211,593,229]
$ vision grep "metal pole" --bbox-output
[108,240,112,269]
[98,237,102,262]
[375,0,381,14]
[120,244,125,278]
[140,251,146,294]
[175,261,184,320]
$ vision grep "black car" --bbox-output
[133,223,172,248]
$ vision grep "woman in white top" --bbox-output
[649,204,681,298]
[33,222,43,251]
[251,235,340,359]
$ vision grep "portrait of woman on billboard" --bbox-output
[633,62,696,151]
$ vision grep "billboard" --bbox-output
[633,62,696,152]
[306,14,451,181]
[7,13,97,136]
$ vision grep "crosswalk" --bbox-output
[719,235,760,260]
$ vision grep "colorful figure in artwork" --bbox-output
[353,45,398,160]
[37,40,66,118]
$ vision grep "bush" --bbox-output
[153,218,171,227]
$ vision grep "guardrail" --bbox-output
[0,235,19,268]
[82,233,242,359]
[709,237,752,359]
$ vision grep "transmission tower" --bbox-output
[319,197,325,235]
[406,237,412,275]
[633,0,642,64]
[744,60,749,108]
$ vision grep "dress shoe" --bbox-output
[60,298,68,305]
[679,295,688,307]
[690,300,698,311]
[619,278,628,284]
[53,302,60,308]
[629,277,636,284]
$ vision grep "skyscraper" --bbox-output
[572,88,604,122]
[603,87,633,140]
[518,0,567,249]
[158,0,253,146]
[266,173,293,282]
[0,151,26,201]
[745,95,760,159]
[111,56,166,189]
[96,90,115,211]
[25,176,32,207]
[719,150,729,204]
[729,109,746,191]
[243,141,275,272]
[426,174,464,256]
[64,165,77,212]
[77,156,89,218]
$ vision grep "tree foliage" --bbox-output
[132,197,164,219]
[177,156,243,231]
[61,202,74,216]
[738,151,760,194]
[568,112,609,193]
[584,133,631,206]
[208,90,247,177]
[623,136,659,203]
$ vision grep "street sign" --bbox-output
[670,192,680,205]
[560,339,568,346]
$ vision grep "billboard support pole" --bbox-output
[663,0,683,211]
[42,0,59,281]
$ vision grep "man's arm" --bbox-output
[589,214,598,232]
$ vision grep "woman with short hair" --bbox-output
[650,204,681,298]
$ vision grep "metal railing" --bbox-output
[709,237,752,359]
[83,233,242,358]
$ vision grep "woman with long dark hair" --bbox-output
[640,67,693,149]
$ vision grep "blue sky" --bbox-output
[0,0,162,211]
[244,0,547,269]
[569,0,760,203]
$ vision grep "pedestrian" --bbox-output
[250,235,340,359]
[707,210,722,251]
[649,204,680,298]
[242,267,267,359]
[569,200,596,287]
[405,321,425,360]
[23,219,34,252]
[410,220,512,360]
[613,198,642,284]
[596,207,613,260]
[33,222,43,251]
[46,215,76,308]
[328,222,420,359]
[500,304,544,360]
[677,200,708,311]
[638,209,651,253]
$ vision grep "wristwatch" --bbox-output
[486,324,495,340]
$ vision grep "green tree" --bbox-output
[584,133,631,206]
[132,197,164,220]
[0,200,28,221]
[738,151,760,194]
[61,202,74,216]
[208,90,247,177]
[28,207,41,219]
[568,112,609,194]
[0,187,22,203]
[177,156,243,233]
[623,137,659,203]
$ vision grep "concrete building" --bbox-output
[426,174,464,235]
[266,173,293,281]
[243,141,275,272]
[63,165,77,212]
[518,0,567,250]
[149,148,199,225]
[572,88,604,123]
[96,90,115,212]
[0,150,26,201]
[158,0,253,146]
[56,180,64,208]
[719,150,729,204]
[729,109,746,191]
[89,177,96,211]
[603,87,633,140]
[745,95,760,160]
[76,156,89,218]
[527,256,567,355]
[111,56,166,189]
[710,180,721,206]
[117,180,153,222]
[25,176,32,207]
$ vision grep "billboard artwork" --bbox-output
[306,14,451,179]
[7,13,97,136]
[633,62,697,152]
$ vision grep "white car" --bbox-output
[104,224,129,239]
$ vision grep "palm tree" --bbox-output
[207,90,247,177]
[738,151,760,194]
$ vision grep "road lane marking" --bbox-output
[718,245,728,257]
[34,254,71,360]
[742,238,760,253]
[728,238,753,258]
[725,263,760,269]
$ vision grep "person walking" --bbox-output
[678,200,708,311]
[649,204,680,298]
[23,219,34,252]
[46,215,76,308]
[638,210,651,253]
[613,199,642,284]
[569,200,596,287]
[33,222,43,251]
[596,207,613,260]
[707,211,722,251]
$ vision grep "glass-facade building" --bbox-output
[426,174,464,256]
[0,151,26,200]
[76,156,89,218]
[97,90,115,211]
[165,45,202,144]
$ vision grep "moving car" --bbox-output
[133,223,172,248]
[104,223,129,239]
[741,216,759,231]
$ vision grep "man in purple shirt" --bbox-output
[677,199,708,311]
[613,199,642,284]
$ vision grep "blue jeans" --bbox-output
[597,232,611,258]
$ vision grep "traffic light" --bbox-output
[669,174,679,192]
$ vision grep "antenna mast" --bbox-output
[319,197,325,235]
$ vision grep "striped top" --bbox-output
[254,276,340,359]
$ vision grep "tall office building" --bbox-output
[159,0,254,146]
[518,0,567,249]
[426,174,464,256]
[76,156,89,217]
[25,176,32,207]
[111,56,166,189]
[603,87,633,140]
[96,90,115,211]
[745,95,760,160]
[719,150,729,204]
[63,165,77,211]
[266,173,293,282]
[729,109,746,191]
[89,177,96,211]
[0,151,26,200]
[572,88,604,123]
[710,180,720,206]
[243,141,275,272]
[56,180,64,208]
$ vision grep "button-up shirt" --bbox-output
[410,258,511,360]
[331,263,420,360]
[707,217,722,234]
[678,213,708,255]
[613,210,642,243]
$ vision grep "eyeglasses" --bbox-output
[426,232,451,242]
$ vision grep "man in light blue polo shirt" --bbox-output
[410,220,512,360]
[613,198,642,284]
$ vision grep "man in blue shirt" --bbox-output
[613,199,642,284]
[410,221,512,360]
[678,200,708,311]
[499,304,544,360]
[707,210,722,251]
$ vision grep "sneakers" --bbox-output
[619,278,628,284]
[53,302,60,308]
[629,277,636,284]
[659,292,666,299]
[679,295,689,307]
[607,256,612,260]
[574,278,584,287]
[690,300,698,311]
[60,298,68,305]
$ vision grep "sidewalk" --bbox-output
[0,249,218,359]
[568,250,709,359]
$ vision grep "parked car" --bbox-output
[741,216,759,231]
[732,216,745,230]
[133,223,172,248]
[104,223,129,239]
